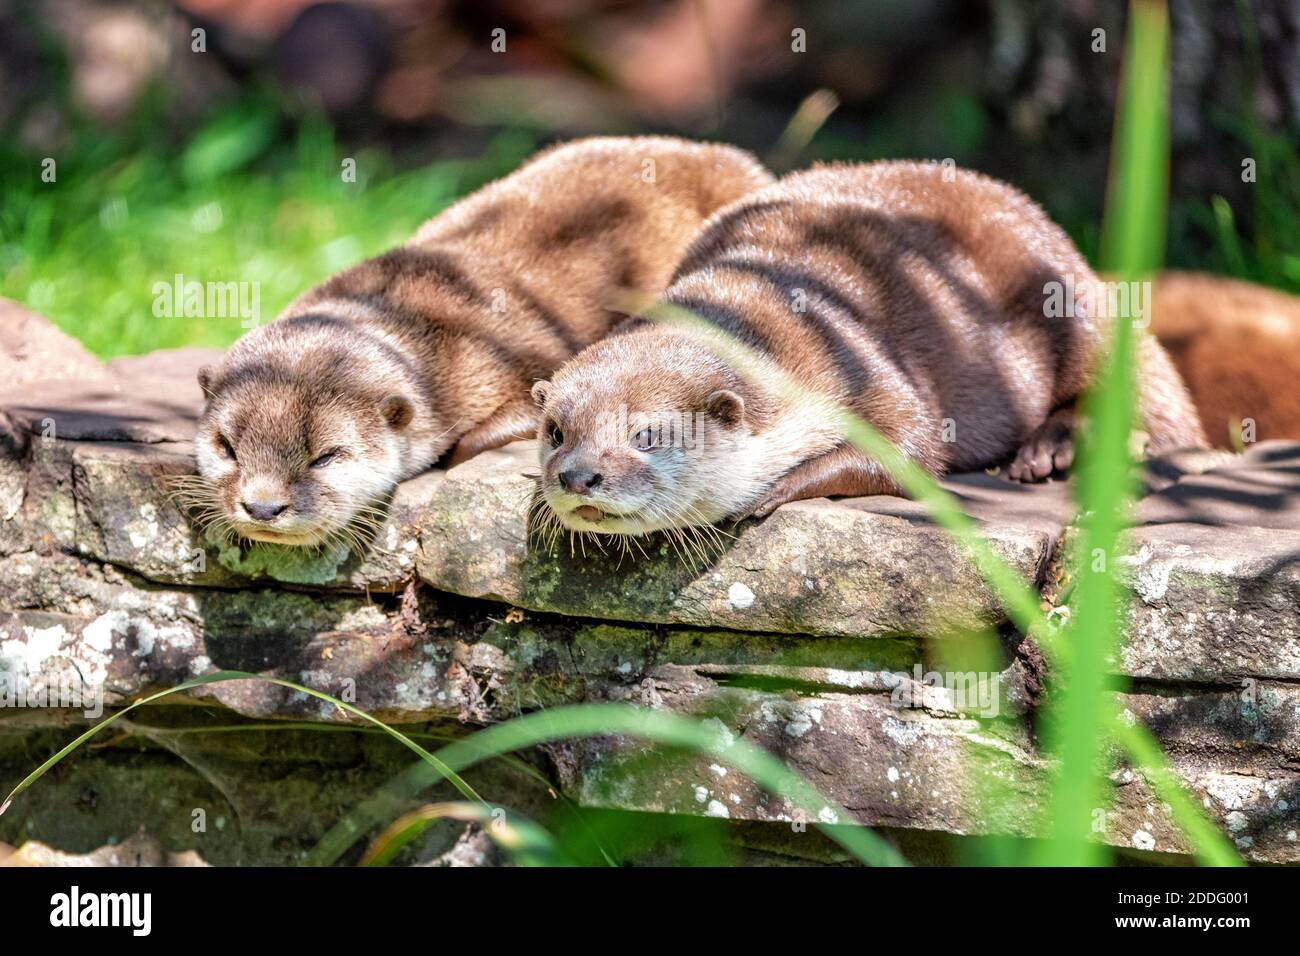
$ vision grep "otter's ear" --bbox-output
[197,365,215,400]
[530,380,551,408]
[380,395,415,431]
[705,389,745,427]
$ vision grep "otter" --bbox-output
[532,161,1206,538]
[188,137,772,547]
[1152,271,1300,449]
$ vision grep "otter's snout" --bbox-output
[242,498,290,521]
[238,475,293,524]
[558,468,602,494]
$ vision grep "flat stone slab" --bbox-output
[2,334,1300,672]
[564,679,1300,862]
[1122,442,1300,682]
[0,341,1074,637]
[1,548,1295,861]
[0,299,107,389]
[416,443,1070,639]
[0,346,219,444]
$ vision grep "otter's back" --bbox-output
[292,137,773,381]
[664,160,1108,467]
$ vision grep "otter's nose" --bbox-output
[558,469,602,495]
[242,499,289,521]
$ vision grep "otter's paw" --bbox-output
[732,479,798,521]
[1008,418,1075,482]
[738,495,782,520]
[728,491,776,522]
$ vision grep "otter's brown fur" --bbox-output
[193,136,772,546]
[1152,271,1300,449]
[534,161,1206,535]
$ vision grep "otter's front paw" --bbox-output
[1008,417,1075,482]
[731,482,794,521]
[731,499,775,522]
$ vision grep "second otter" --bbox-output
[534,161,1206,536]
[1152,271,1300,448]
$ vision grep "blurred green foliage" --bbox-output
[0,93,535,357]
[1185,117,1300,290]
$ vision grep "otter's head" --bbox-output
[190,343,416,547]
[533,330,754,537]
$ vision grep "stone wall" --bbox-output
[1,302,1297,865]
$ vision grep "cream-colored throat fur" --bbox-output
[691,403,841,521]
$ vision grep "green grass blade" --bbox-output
[768,89,841,171]
[309,702,908,867]
[1112,720,1241,866]
[360,802,566,867]
[1033,0,1169,867]
[0,670,484,815]
[1032,0,1237,867]
[1097,0,1171,277]
[121,718,619,866]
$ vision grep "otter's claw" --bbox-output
[1008,414,1076,482]
[730,492,782,522]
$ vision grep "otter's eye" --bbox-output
[634,427,659,451]
[217,434,236,461]
[547,421,564,446]
[310,448,343,469]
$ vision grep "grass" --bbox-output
[0,94,535,357]
[0,670,485,815]
[1,672,906,868]
[1184,0,1300,292]
[1034,0,1163,867]
[321,702,910,866]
